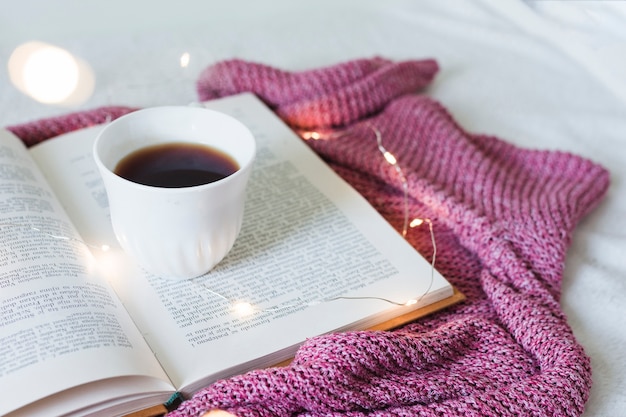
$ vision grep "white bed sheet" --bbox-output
[1,1,625,415]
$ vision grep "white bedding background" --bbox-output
[1,1,625,415]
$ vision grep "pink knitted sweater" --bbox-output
[8,57,610,417]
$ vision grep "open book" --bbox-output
[0,93,460,417]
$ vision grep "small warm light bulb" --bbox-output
[410,218,425,227]
[302,131,321,140]
[180,52,190,68]
[101,244,111,252]
[383,151,397,165]
[232,301,255,317]
[405,299,418,306]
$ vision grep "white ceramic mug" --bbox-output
[93,106,256,280]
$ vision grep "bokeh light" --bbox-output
[8,41,95,106]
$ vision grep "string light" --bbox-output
[232,301,255,317]
[370,125,412,237]
[180,52,191,68]
[370,124,437,303]
[301,131,321,140]
[410,218,424,227]
[2,126,437,319]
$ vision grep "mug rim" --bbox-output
[93,105,256,193]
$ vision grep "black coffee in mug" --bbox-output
[114,142,239,188]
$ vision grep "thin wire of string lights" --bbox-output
[1,125,437,318]
[216,126,438,316]
[301,126,413,232]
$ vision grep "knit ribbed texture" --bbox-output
[7,57,609,417]
[184,58,609,417]
[7,106,136,147]
[197,57,438,129]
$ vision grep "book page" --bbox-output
[0,130,174,417]
[29,93,453,394]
